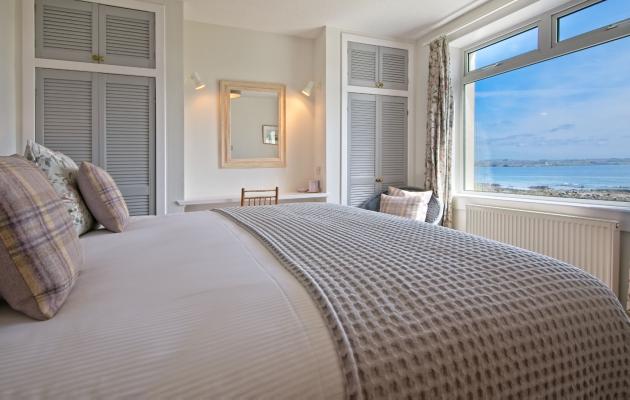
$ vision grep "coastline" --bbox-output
[475,183,630,203]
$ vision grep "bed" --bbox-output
[1,204,628,399]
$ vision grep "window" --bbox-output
[557,0,630,41]
[464,0,630,203]
[468,27,538,71]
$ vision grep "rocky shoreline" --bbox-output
[475,183,630,203]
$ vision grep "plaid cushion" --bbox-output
[388,186,405,196]
[379,193,430,221]
[0,156,81,320]
[77,162,129,233]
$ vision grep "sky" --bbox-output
[471,0,630,161]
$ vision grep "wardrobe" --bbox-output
[346,41,410,207]
[34,0,156,215]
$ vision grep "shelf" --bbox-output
[177,192,328,206]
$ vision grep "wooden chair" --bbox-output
[240,187,279,206]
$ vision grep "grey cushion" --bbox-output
[358,186,443,225]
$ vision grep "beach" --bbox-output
[474,164,630,202]
[475,183,630,202]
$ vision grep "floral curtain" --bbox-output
[424,36,454,227]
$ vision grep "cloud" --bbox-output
[475,88,590,99]
[549,124,575,132]
[538,136,609,146]
[476,133,534,145]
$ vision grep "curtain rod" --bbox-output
[420,0,523,46]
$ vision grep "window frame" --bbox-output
[464,22,541,74]
[461,0,630,201]
[463,0,630,85]
[552,0,630,46]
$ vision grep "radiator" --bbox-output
[466,205,621,294]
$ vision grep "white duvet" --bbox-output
[0,212,344,399]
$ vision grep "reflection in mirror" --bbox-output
[230,91,279,159]
[220,80,286,168]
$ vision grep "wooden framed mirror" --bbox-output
[220,80,286,168]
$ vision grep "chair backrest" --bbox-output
[357,186,444,225]
[240,187,279,207]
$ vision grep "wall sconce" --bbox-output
[301,81,315,97]
[190,72,206,90]
[230,89,241,99]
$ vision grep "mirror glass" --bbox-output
[230,90,279,159]
[220,80,285,168]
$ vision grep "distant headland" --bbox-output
[475,158,630,168]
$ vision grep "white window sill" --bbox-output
[453,191,630,231]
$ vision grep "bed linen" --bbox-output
[0,212,344,399]
[217,203,630,400]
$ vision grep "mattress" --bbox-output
[0,212,344,399]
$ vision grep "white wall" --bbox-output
[163,0,186,213]
[412,42,429,187]
[311,26,342,204]
[184,22,317,199]
[313,29,326,191]
[323,27,342,203]
[0,0,20,156]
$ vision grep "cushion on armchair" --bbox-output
[358,186,444,225]
[379,193,432,221]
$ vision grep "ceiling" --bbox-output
[183,0,490,39]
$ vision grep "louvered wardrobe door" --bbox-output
[100,74,155,216]
[99,5,155,68]
[348,42,378,88]
[380,96,408,189]
[379,47,408,91]
[36,68,98,163]
[348,93,378,207]
[35,0,98,63]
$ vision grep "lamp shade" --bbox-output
[191,72,206,90]
[301,81,315,97]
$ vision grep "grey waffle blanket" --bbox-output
[214,203,630,400]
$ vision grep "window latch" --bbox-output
[480,62,502,71]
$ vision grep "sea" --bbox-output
[475,164,630,190]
